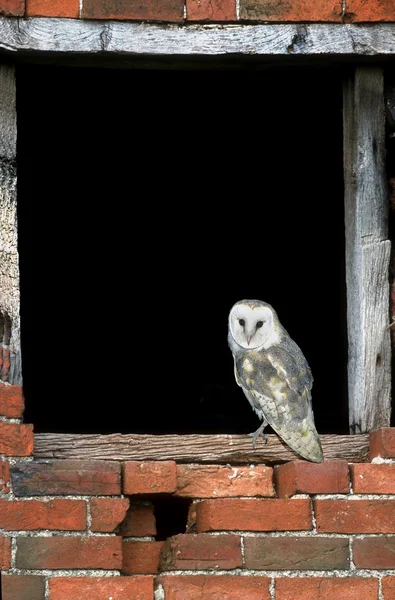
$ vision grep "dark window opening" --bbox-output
[17,64,348,435]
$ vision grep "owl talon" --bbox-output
[249,422,268,449]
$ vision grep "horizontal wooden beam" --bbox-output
[33,433,370,464]
[0,19,394,58]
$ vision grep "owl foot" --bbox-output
[250,421,268,449]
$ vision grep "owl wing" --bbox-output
[236,346,323,463]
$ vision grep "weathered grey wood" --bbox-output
[344,67,391,434]
[33,433,370,464]
[0,19,394,57]
[0,65,21,384]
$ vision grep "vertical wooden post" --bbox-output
[0,65,22,384]
[344,67,391,433]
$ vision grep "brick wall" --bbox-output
[0,0,394,21]
[1,385,395,599]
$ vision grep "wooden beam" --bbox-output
[0,65,21,384]
[343,67,391,434]
[0,19,394,57]
[33,433,370,464]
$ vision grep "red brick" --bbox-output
[11,459,121,496]
[0,499,86,530]
[90,497,130,532]
[1,348,10,380]
[159,534,242,570]
[274,460,349,498]
[0,385,24,418]
[196,499,312,532]
[26,0,78,16]
[315,499,395,533]
[186,0,236,21]
[239,0,342,21]
[0,0,23,17]
[383,577,395,600]
[0,422,33,456]
[157,575,271,599]
[351,463,395,494]
[49,576,154,600]
[2,574,46,600]
[244,537,349,570]
[0,536,11,570]
[122,541,164,574]
[82,0,183,22]
[0,458,10,493]
[175,464,274,499]
[370,428,395,459]
[353,537,395,568]
[16,535,122,569]
[123,461,177,495]
[344,0,395,22]
[276,577,378,599]
[120,503,157,537]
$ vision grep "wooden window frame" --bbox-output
[0,20,394,463]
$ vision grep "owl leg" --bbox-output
[250,418,268,449]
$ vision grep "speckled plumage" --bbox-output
[228,299,324,463]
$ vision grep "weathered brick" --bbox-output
[49,576,154,600]
[344,0,395,22]
[186,0,236,21]
[0,0,24,16]
[123,461,177,495]
[0,499,86,530]
[244,537,349,570]
[0,458,10,493]
[383,577,395,600]
[120,503,157,537]
[0,535,11,570]
[122,541,164,574]
[16,536,122,569]
[2,574,46,600]
[196,499,312,532]
[0,385,24,418]
[239,0,342,22]
[159,534,242,570]
[274,460,349,498]
[90,497,130,532]
[351,463,395,494]
[82,0,183,22]
[11,459,121,496]
[175,464,275,498]
[157,575,271,599]
[0,422,33,456]
[26,0,78,16]
[315,499,395,533]
[370,428,395,459]
[353,537,395,568]
[276,577,379,599]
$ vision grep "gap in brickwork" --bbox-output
[16,64,347,435]
[153,496,191,541]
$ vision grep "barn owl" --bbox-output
[228,299,324,462]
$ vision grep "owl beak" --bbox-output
[246,332,253,346]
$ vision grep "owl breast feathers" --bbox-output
[228,299,324,463]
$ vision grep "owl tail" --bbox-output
[272,419,324,463]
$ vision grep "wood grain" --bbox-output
[33,433,370,464]
[343,67,391,433]
[0,19,394,57]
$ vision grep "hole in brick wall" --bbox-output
[153,496,191,541]
[17,63,349,435]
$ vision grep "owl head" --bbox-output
[228,299,280,350]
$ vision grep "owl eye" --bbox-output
[256,321,264,328]
[239,319,245,327]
